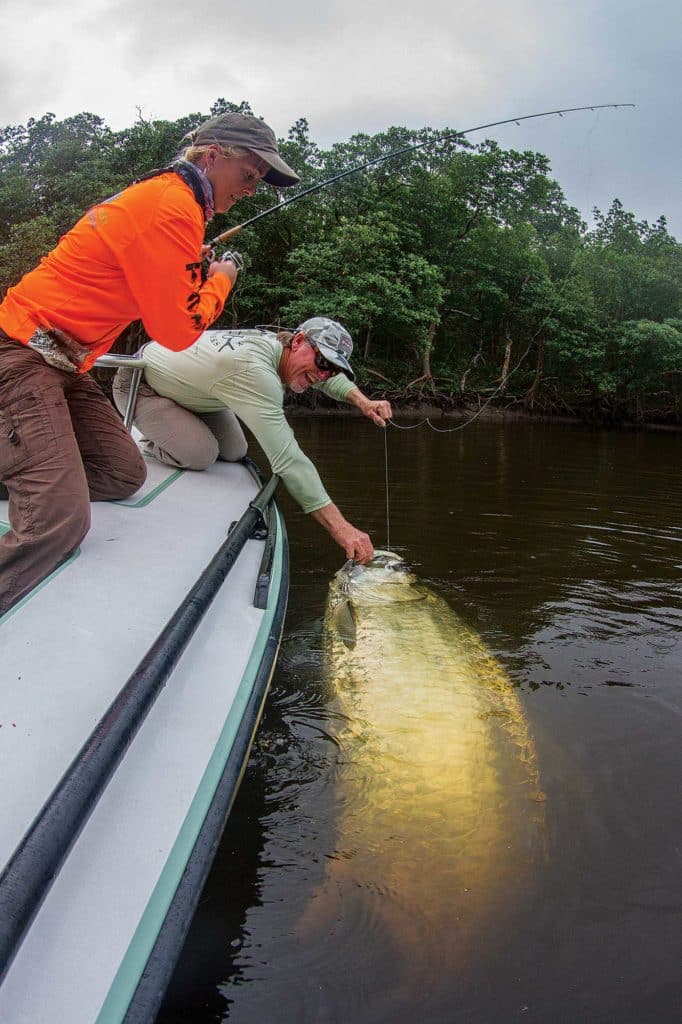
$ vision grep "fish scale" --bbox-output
[297,553,546,986]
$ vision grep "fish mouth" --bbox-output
[344,550,412,578]
[368,550,409,572]
[335,550,421,606]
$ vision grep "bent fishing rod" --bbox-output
[208,103,634,248]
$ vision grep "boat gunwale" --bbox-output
[114,507,289,1024]
[0,462,289,1023]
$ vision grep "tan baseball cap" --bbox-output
[183,113,300,188]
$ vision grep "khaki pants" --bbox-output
[112,368,248,470]
[0,337,146,616]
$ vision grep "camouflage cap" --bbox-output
[298,317,355,381]
[184,112,300,188]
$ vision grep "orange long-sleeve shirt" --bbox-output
[0,172,230,371]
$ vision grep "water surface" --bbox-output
[158,418,681,1024]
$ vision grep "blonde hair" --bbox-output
[180,143,252,166]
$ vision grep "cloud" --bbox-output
[0,0,679,235]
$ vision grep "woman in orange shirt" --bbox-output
[0,112,299,616]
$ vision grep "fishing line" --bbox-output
[386,256,577,435]
[386,262,577,435]
[386,111,605,436]
[384,425,391,551]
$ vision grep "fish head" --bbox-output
[340,549,418,598]
[328,551,422,650]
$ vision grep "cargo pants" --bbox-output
[0,337,147,616]
[113,366,248,470]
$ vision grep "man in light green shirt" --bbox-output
[113,317,391,563]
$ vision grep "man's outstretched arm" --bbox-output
[311,502,374,564]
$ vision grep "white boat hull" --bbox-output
[0,454,288,1022]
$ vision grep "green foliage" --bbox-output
[0,113,122,242]
[608,319,682,398]
[0,105,679,423]
[0,215,61,292]
[280,212,444,355]
[581,200,682,324]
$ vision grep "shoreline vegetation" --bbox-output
[2,99,680,429]
[284,392,682,431]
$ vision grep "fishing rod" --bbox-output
[207,103,634,248]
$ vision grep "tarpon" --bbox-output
[298,551,546,987]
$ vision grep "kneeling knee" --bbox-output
[185,438,219,471]
[115,451,147,498]
[126,452,147,493]
[228,437,249,462]
[186,452,218,472]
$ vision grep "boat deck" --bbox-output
[0,456,287,1023]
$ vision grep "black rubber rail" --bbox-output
[0,473,280,984]
[123,518,289,1024]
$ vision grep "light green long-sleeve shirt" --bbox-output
[142,329,356,513]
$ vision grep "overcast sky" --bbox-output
[2,0,680,237]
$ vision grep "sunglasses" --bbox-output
[311,346,339,375]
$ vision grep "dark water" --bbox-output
[157,418,682,1024]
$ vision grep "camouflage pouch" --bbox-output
[27,327,90,373]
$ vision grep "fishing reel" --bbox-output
[218,250,245,272]
[202,248,246,280]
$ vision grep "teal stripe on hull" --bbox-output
[115,469,183,509]
[94,509,285,1024]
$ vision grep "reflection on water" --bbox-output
[158,420,682,1024]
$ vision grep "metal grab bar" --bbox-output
[95,353,147,431]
